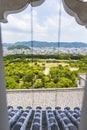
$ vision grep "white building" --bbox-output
[78,74,86,88]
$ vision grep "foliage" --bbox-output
[4,54,87,89]
[6,77,19,89]
[8,45,30,50]
[50,65,77,88]
[34,80,43,88]
[4,53,87,61]
[56,77,74,88]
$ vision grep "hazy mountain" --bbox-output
[3,41,87,48]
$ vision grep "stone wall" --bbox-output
[7,88,84,109]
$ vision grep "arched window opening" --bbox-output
[0,0,87,130]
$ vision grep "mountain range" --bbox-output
[3,41,87,48]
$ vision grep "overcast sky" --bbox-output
[1,0,87,43]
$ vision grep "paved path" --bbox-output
[44,68,50,75]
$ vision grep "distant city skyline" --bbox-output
[1,0,87,43]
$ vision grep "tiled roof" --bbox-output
[8,106,80,130]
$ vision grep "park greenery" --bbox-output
[4,54,87,89]
[8,45,30,50]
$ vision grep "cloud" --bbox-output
[1,0,87,43]
[1,8,48,43]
